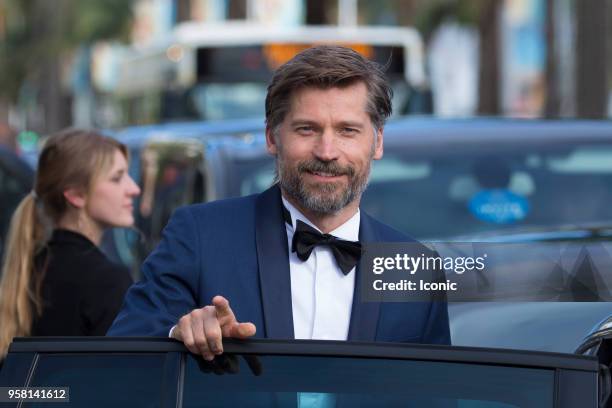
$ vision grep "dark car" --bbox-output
[103,118,612,352]
[204,118,612,238]
[0,146,34,266]
[0,337,601,407]
[102,119,265,274]
[199,118,612,353]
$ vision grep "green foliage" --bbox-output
[66,0,134,44]
[0,0,134,102]
[415,0,485,38]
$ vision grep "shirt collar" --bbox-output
[281,196,360,241]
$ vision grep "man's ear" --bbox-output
[373,128,384,160]
[63,188,87,209]
[265,127,278,156]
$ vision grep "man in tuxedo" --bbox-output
[108,45,450,359]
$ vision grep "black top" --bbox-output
[31,229,133,336]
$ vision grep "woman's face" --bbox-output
[86,149,141,229]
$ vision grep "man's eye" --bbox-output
[296,126,314,134]
[341,128,358,135]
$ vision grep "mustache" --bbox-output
[297,160,355,177]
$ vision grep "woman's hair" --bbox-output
[0,128,128,358]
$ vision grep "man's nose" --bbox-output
[313,130,340,162]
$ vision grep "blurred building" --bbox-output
[2,0,608,134]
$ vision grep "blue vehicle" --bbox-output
[2,119,612,406]
[199,117,612,353]
[204,117,612,238]
[103,119,265,274]
[100,117,612,352]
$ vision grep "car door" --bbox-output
[0,338,599,408]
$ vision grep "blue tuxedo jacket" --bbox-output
[108,185,450,344]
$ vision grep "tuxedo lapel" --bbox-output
[255,185,295,339]
[347,212,381,342]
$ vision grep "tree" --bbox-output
[575,0,609,118]
[0,0,134,133]
[475,0,502,115]
[544,0,560,117]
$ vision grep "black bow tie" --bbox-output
[283,206,362,275]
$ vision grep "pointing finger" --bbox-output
[212,296,235,321]
[228,322,257,339]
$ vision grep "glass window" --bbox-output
[545,148,612,173]
[226,144,612,240]
[24,353,167,408]
[182,354,554,407]
[361,146,612,239]
[192,83,267,121]
[0,353,36,386]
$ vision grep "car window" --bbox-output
[23,353,166,408]
[135,141,204,244]
[228,156,274,197]
[0,352,36,386]
[192,83,267,121]
[433,241,612,302]
[239,161,274,196]
[182,354,554,407]
[363,146,612,238]
[229,144,612,240]
[545,148,612,173]
[103,141,206,272]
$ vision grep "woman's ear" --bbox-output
[63,188,87,209]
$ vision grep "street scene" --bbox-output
[1,0,612,407]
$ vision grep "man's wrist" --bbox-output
[169,325,177,338]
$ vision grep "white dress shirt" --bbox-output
[282,197,359,340]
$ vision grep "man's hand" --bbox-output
[172,296,256,360]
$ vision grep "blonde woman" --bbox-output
[0,129,140,358]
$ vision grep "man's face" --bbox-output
[266,82,383,214]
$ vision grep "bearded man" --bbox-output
[108,46,450,357]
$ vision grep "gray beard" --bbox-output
[276,158,371,215]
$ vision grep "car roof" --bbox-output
[207,117,612,160]
[383,117,612,147]
[112,117,265,148]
